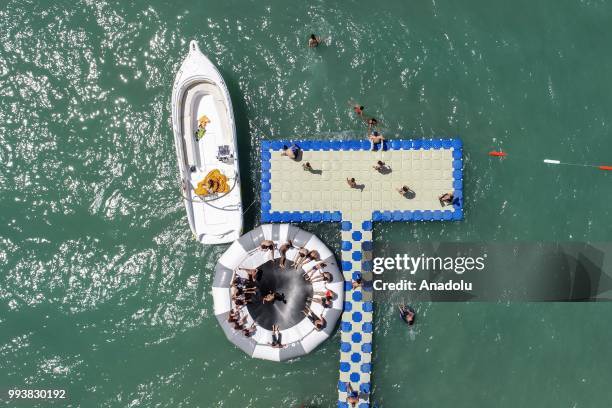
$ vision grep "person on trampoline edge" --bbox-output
[296,249,320,269]
[239,267,260,282]
[303,261,327,280]
[260,239,275,261]
[308,270,333,284]
[269,325,285,348]
[303,305,326,330]
[278,240,293,268]
[292,246,309,268]
[308,294,332,308]
[242,323,257,337]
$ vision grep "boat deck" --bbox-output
[260,138,463,407]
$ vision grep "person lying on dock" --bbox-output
[347,177,358,188]
[396,185,414,198]
[269,325,285,348]
[281,144,301,160]
[439,192,454,207]
[303,306,326,330]
[309,271,333,284]
[239,267,260,282]
[352,273,363,289]
[278,240,293,268]
[308,34,321,48]
[302,161,313,171]
[242,323,257,337]
[369,131,385,150]
[346,383,360,407]
[292,247,309,268]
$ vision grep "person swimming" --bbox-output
[398,304,416,326]
[308,34,321,47]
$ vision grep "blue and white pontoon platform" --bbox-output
[260,138,463,407]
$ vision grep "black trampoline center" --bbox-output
[247,260,313,330]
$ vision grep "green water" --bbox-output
[1,0,612,406]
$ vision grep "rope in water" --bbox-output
[488,151,612,171]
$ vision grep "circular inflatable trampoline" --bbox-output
[213,224,344,361]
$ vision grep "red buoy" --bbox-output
[488,151,507,157]
[598,165,612,171]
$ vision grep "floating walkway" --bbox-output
[260,138,463,407]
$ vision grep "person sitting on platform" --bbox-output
[439,192,454,207]
[346,383,360,407]
[347,177,358,188]
[242,323,257,337]
[369,131,385,150]
[278,240,293,268]
[302,161,313,172]
[232,315,247,331]
[281,144,301,160]
[228,308,241,324]
[269,325,285,348]
[303,305,326,330]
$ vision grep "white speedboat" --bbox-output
[171,40,243,244]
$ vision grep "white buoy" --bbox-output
[543,159,560,164]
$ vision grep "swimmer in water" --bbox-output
[398,304,416,326]
[308,34,321,47]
